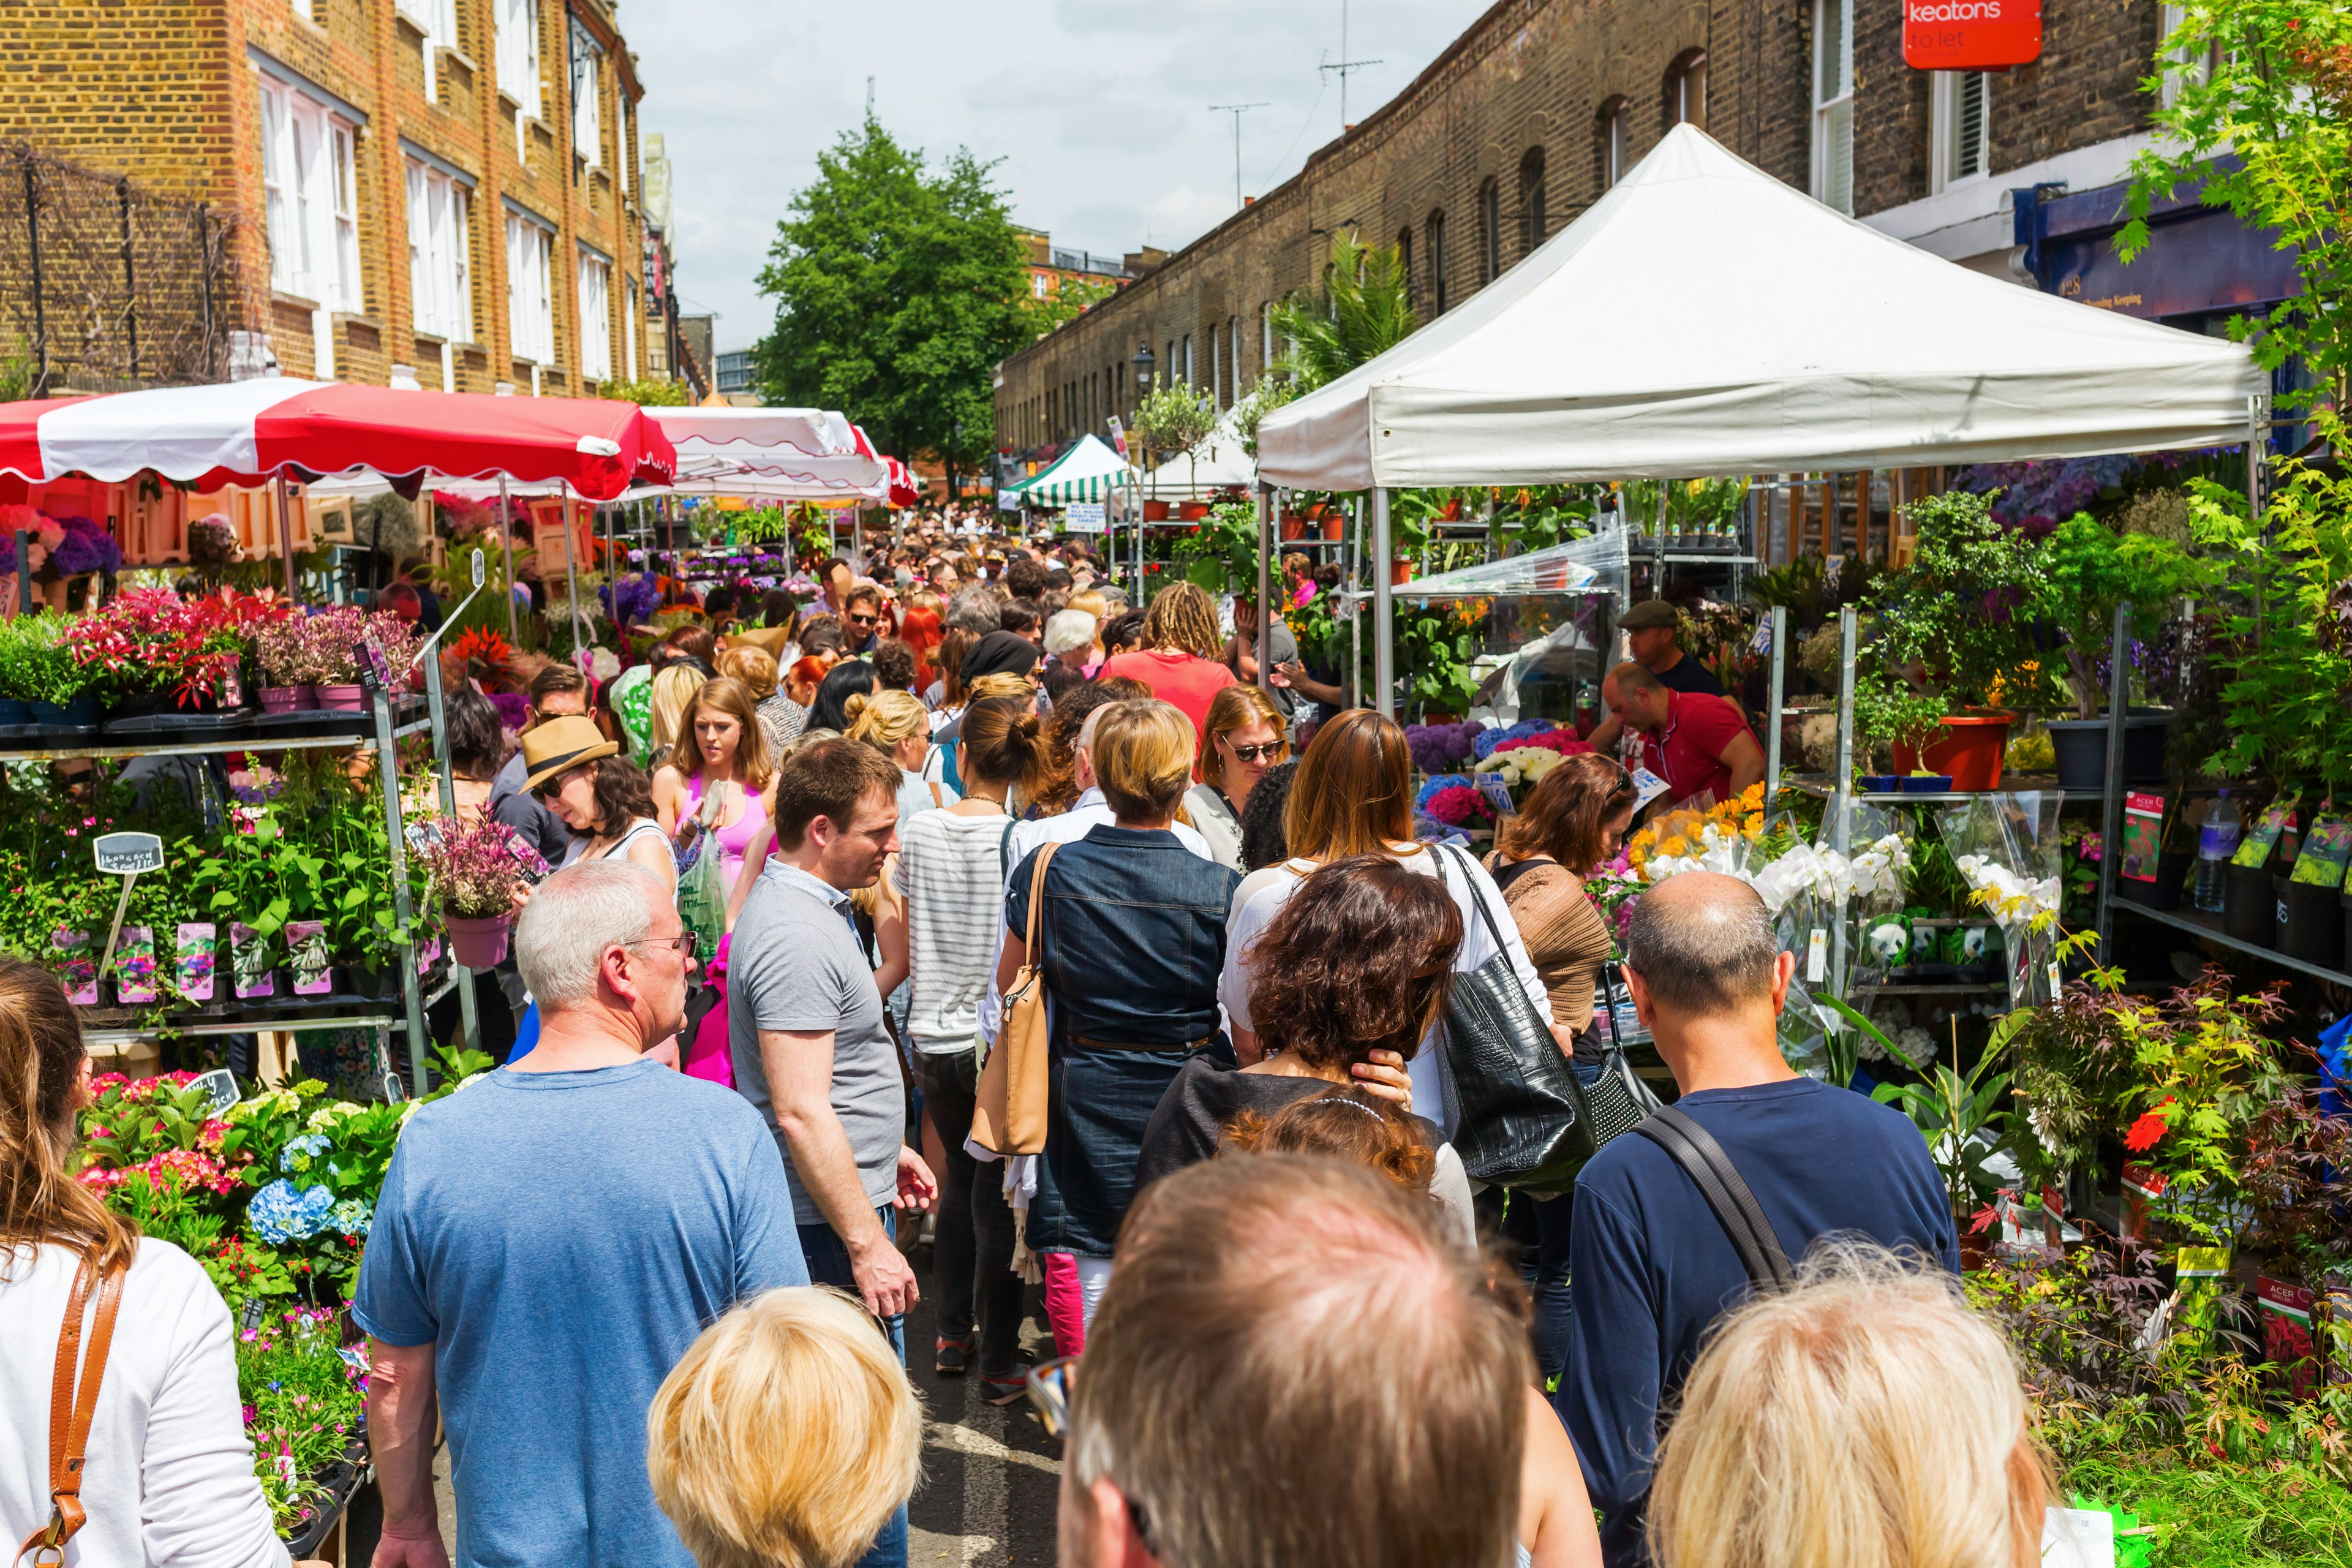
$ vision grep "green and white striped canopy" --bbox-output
[1004,433,1135,507]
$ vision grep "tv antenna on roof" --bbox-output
[1317,0,1381,129]
[1208,102,1268,212]
[865,75,875,116]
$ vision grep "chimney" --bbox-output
[1242,195,1254,206]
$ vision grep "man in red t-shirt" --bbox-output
[1602,662,1765,809]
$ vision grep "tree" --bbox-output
[1267,232,1417,394]
[753,116,1039,494]
[2125,1,2352,418]
[1129,384,1218,496]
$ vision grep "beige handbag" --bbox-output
[970,841,1060,1156]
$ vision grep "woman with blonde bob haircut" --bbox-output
[647,1286,922,1568]
[1648,1242,2050,1568]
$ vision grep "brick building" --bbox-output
[0,0,657,398]
[996,0,2264,469]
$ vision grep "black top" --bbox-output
[1651,652,1726,699]
[1136,1056,1445,1186]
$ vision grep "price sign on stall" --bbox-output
[1902,0,2041,69]
[1065,502,1108,534]
[92,831,163,980]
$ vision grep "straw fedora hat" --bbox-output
[519,714,619,794]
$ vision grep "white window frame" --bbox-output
[2157,2,2228,109]
[1675,52,1708,129]
[617,95,630,195]
[624,277,639,380]
[1930,70,1991,193]
[505,211,555,363]
[399,0,459,99]
[257,74,362,311]
[405,157,472,342]
[1811,0,1855,214]
[579,249,612,382]
[570,23,603,168]
[1261,301,1273,369]
[496,0,541,118]
[1208,325,1220,408]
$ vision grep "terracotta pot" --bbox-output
[1389,558,1415,586]
[314,683,367,712]
[1321,515,1346,541]
[1280,516,1305,541]
[1891,712,2012,791]
[444,913,514,969]
[1177,500,1210,521]
[1142,500,1171,521]
[1303,502,1326,520]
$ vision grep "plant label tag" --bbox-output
[2046,962,2063,998]
[2039,1507,2114,1568]
[1629,767,1672,809]
[92,831,163,876]
[1806,930,1827,982]
[1477,774,1518,818]
[1747,619,1772,657]
[192,1067,239,1115]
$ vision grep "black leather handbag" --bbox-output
[1436,845,1597,1199]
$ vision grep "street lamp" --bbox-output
[1130,340,1156,401]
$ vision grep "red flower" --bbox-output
[2124,1097,2175,1153]
[1967,1203,1999,1236]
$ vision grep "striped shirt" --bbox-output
[895,808,1016,1054]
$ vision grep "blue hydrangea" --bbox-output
[329,1198,372,1237]
[1415,774,1476,810]
[248,1180,335,1245]
[1472,719,1558,760]
[279,1133,330,1173]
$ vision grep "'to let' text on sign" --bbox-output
[1903,0,2041,70]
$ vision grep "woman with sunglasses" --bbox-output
[519,715,676,891]
[1184,684,1288,872]
[1483,748,1638,1394]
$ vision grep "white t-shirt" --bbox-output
[1220,843,1556,1133]
[897,808,1014,1053]
[0,1239,288,1568]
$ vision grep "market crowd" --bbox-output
[7,512,2046,1568]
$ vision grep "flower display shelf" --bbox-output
[2112,900,2352,991]
[281,1433,374,1559]
[1781,774,2065,805]
[0,704,433,763]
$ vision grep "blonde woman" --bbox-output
[1648,1244,2049,1568]
[992,699,1243,1345]
[648,1287,922,1568]
[652,677,775,902]
[646,662,709,772]
[1098,581,1235,745]
[843,687,958,825]
[1184,684,1289,871]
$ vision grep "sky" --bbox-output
[624,0,1491,353]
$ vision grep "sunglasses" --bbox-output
[1221,739,1284,763]
[847,612,878,627]
[1027,1360,1161,1552]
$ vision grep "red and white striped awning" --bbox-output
[647,405,869,463]
[0,379,677,500]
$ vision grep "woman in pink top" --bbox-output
[1097,582,1235,748]
[651,675,775,902]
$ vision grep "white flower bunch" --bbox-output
[1642,821,1755,883]
[1741,833,1910,914]
[1472,746,1566,790]
[1953,853,2060,929]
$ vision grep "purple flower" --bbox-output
[488,691,530,731]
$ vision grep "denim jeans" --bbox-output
[913,1047,1025,1378]
[796,1207,907,1568]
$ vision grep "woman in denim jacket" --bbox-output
[997,699,1239,1344]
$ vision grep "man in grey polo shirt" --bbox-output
[728,736,937,1368]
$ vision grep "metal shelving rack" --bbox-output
[23,657,470,1097]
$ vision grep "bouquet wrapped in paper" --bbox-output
[1935,792,2065,1008]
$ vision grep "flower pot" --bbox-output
[0,698,26,725]
[106,692,162,723]
[2222,861,2274,947]
[2119,849,2194,912]
[1891,713,2012,791]
[1142,500,1171,522]
[2045,711,2174,792]
[1178,500,1210,522]
[32,696,100,727]
[229,921,276,1000]
[1279,515,1305,541]
[1321,514,1346,541]
[284,919,334,995]
[1899,774,1954,793]
[2276,873,2343,967]
[444,913,513,968]
[1389,558,1415,586]
[314,683,367,712]
[174,924,217,1003]
[258,685,314,714]
[2340,888,2352,978]
[113,926,159,1005]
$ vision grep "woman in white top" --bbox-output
[876,695,1045,1396]
[517,717,676,892]
[0,956,295,1568]
[1183,684,1289,872]
[1219,709,1555,1132]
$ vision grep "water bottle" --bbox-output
[2193,790,2241,913]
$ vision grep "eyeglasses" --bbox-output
[624,932,698,957]
[1221,739,1284,763]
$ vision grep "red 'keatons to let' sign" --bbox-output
[1901,0,2043,70]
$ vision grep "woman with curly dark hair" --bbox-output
[1136,854,1472,1244]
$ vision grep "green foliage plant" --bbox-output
[2032,514,2201,720]
[598,377,690,406]
[1131,385,1219,492]
[1268,233,1415,394]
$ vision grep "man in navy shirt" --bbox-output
[1559,872,1956,1567]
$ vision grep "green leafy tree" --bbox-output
[1031,273,1118,335]
[1130,384,1218,495]
[597,377,689,406]
[753,116,1038,492]
[2125,1,2352,415]
[1268,233,1416,394]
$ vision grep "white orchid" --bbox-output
[1737,832,1910,914]
[1953,853,2061,929]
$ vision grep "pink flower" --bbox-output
[1425,785,1493,827]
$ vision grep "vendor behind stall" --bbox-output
[1602,662,1763,810]
[1584,599,1728,755]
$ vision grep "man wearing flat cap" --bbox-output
[1585,598,1733,756]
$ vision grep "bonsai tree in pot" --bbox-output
[1855,490,2049,789]
[2029,513,2199,788]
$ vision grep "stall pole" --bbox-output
[1831,603,1858,1011]
[419,644,481,1056]
[561,484,584,659]
[1347,495,1361,710]
[1765,605,1788,804]
[2094,600,2132,962]
[14,530,29,617]
[1372,488,1395,718]
[1254,483,1273,692]
[274,477,298,600]
[499,477,517,641]
[371,684,429,1093]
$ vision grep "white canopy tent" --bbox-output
[1251,123,2267,714]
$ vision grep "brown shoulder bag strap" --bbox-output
[18,1253,129,1566]
[1022,841,1060,960]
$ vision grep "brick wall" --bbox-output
[0,0,650,393]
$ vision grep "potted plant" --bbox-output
[414,816,541,968]
[301,606,421,712]
[1171,500,1259,595]
[1855,491,2049,790]
[254,615,317,712]
[20,614,100,727]
[2030,514,2197,791]
[0,615,43,725]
